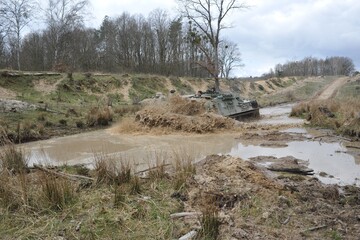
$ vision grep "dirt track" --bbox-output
[315,76,349,100]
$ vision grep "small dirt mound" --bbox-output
[134,96,235,133]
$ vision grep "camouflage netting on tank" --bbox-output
[135,96,235,133]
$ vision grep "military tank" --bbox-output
[191,89,260,120]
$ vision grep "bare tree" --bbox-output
[219,40,243,78]
[0,0,36,70]
[44,0,89,69]
[177,0,248,90]
[149,9,170,74]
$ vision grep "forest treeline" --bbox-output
[0,1,239,78]
[262,56,355,78]
[0,0,356,78]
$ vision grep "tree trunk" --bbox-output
[17,31,21,71]
[214,45,220,91]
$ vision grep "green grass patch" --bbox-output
[169,76,194,94]
[336,80,360,99]
[129,75,168,102]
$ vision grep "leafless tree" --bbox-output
[177,0,248,90]
[0,0,36,70]
[43,0,89,69]
[149,9,170,74]
[219,40,243,78]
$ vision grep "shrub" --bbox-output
[59,119,67,126]
[76,120,85,128]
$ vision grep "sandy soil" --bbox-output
[0,86,16,99]
[33,77,64,94]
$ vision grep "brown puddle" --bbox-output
[20,104,360,186]
[22,130,239,170]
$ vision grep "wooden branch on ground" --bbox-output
[346,145,360,150]
[170,212,202,219]
[135,163,171,175]
[1,71,61,77]
[305,225,327,232]
[179,230,197,240]
[33,164,94,181]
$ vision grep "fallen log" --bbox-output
[33,164,94,181]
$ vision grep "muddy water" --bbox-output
[20,104,360,186]
[229,141,360,186]
[23,131,239,170]
[256,103,304,125]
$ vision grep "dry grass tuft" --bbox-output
[147,151,169,180]
[87,106,113,127]
[130,176,142,194]
[291,98,360,137]
[112,117,144,133]
[197,206,220,240]
[0,172,26,211]
[172,149,196,191]
[114,104,142,116]
[94,152,133,185]
[0,135,28,173]
[114,185,126,208]
[168,95,205,116]
[39,173,76,211]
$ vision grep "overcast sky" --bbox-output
[88,0,359,77]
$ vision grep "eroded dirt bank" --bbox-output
[174,154,360,240]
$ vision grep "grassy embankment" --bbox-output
[0,72,195,143]
[255,76,336,106]
[1,71,344,141]
[291,78,360,137]
[0,137,205,239]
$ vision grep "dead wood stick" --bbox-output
[179,230,197,240]
[135,163,171,175]
[282,215,291,225]
[170,212,202,219]
[346,145,360,150]
[33,164,94,181]
[305,225,327,232]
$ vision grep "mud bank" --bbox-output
[173,155,360,240]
